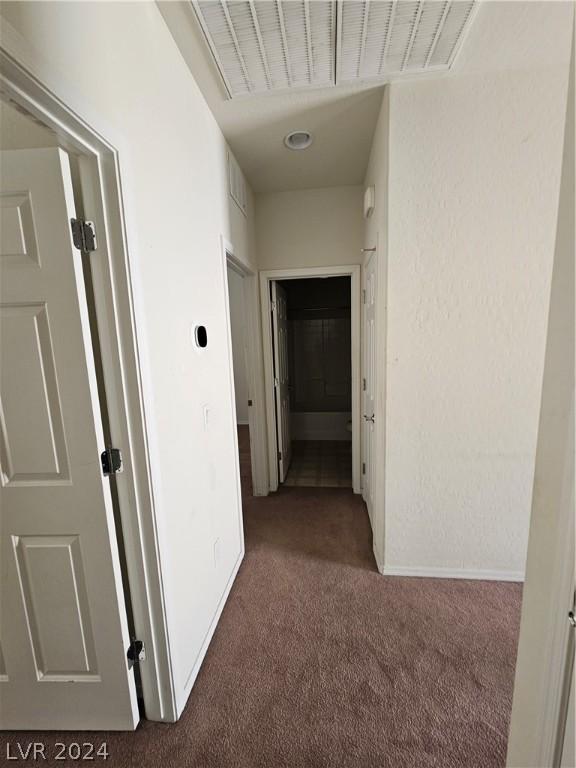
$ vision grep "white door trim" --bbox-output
[259,265,361,494]
[222,241,268,496]
[0,47,175,721]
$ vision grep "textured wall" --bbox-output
[255,185,363,270]
[382,4,572,577]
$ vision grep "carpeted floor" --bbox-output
[1,427,522,767]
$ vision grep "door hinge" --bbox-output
[274,377,279,388]
[127,639,146,668]
[277,450,282,460]
[271,300,277,312]
[70,218,97,252]
[101,447,123,476]
[362,462,366,475]
[248,399,253,407]
[362,289,366,304]
[362,377,367,391]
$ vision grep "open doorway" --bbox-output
[279,277,352,488]
[260,266,361,494]
[225,257,254,497]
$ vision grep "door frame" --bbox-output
[361,249,377,512]
[221,238,268,497]
[259,265,362,494]
[0,47,175,721]
[361,237,387,571]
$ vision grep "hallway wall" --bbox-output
[368,1,573,579]
[255,185,364,270]
[0,0,255,719]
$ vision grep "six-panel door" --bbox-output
[0,148,139,730]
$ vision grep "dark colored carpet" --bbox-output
[1,427,522,767]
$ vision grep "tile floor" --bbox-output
[284,440,352,488]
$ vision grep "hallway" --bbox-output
[6,431,523,767]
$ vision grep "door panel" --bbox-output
[362,254,376,521]
[0,148,139,730]
[271,282,291,482]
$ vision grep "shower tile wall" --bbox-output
[290,315,351,413]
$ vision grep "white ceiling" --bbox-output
[159,0,388,192]
[158,1,570,194]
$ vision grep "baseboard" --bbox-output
[379,564,524,582]
[176,547,245,717]
[236,420,249,426]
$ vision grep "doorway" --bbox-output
[260,266,361,494]
[280,277,352,488]
[225,253,254,497]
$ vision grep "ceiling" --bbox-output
[158,1,568,195]
[159,0,388,193]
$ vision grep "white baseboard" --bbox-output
[378,564,524,583]
[236,420,249,426]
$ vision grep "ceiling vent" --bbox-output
[337,1,476,83]
[193,0,335,97]
[192,0,476,99]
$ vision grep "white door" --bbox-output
[362,253,377,522]
[0,148,139,730]
[271,281,291,482]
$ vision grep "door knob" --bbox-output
[364,414,375,423]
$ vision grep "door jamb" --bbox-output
[221,238,266,497]
[259,265,361,494]
[0,48,175,721]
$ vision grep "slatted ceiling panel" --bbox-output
[193,1,476,97]
[337,0,476,84]
[308,1,335,87]
[196,1,250,95]
[337,0,366,80]
[384,1,421,72]
[405,1,450,70]
[428,1,476,67]
[227,2,269,91]
[362,2,395,80]
[281,1,312,87]
[253,2,290,90]
[194,0,335,97]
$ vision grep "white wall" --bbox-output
[507,29,574,768]
[256,185,364,270]
[366,2,573,579]
[226,266,249,424]
[0,1,255,717]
